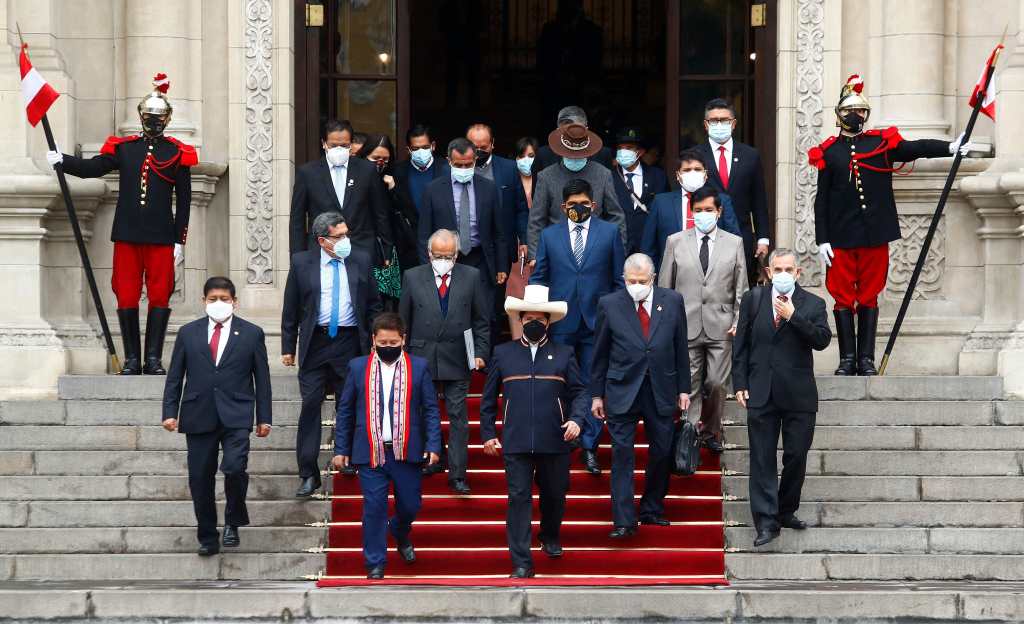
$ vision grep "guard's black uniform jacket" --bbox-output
[811,127,947,249]
[479,337,587,454]
[61,134,197,245]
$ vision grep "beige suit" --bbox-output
[658,227,747,439]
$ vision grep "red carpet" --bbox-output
[317,378,727,586]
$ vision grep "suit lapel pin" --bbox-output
[347,179,355,187]
[234,331,239,335]
[547,354,553,360]
[733,157,739,162]
[656,305,663,312]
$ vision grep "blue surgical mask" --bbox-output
[772,271,796,295]
[693,211,718,234]
[708,122,733,144]
[616,148,638,169]
[330,237,352,260]
[451,166,474,184]
[516,156,534,176]
[410,148,432,168]
[562,157,587,172]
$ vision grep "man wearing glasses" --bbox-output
[282,212,382,497]
[697,98,771,286]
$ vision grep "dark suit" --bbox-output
[698,140,769,283]
[399,263,490,481]
[732,285,831,533]
[417,174,509,300]
[530,217,625,450]
[640,189,742,272]
[590,288,690,528]
[335,354,442,570]
[480,337,587,569]
[282,247,382,479]
[162,315,272,549]
[611,163,668,254]
[289,156,393,261]
[477,155,529,258]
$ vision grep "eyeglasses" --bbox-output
[430,254,457,262]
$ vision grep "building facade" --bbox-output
[0,0,1022,397]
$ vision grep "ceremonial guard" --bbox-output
[810,75,972,376]
[48,73,198,375]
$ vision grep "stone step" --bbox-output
[723,425,1024,450]
[726,553,1024,581]
[0,400,332,426]
[723,475,1024,502]
[2,553,322,581]
[0,450,332,476]
[55,374,1004,402]
[722,501,1024,527]
[0,425,331,451]
[0,501,327,528]
[724,527,1024,554]
[0,527,324,554]
[720,450,1023,476]
[0,475,324,501]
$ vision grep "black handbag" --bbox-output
[671,418,702,476]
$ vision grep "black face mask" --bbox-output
[142,115,166,136]
[840,111,864,133]
[565,203,593,223]
[522,320,547,343]
[475,150,491,166]
[376,345,403,364]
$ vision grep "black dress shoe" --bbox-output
[703,437,724,454]
[295,476,322,498]
[753,528,781,547]
[222,525,240,547]
[397,539,416,563]
[540,540,562,558]
[449,479,471,494]
[779,515,808,530]
[639,516,671,526]
[608,526,637,539]
[509,566,535,578]
[366,565,385,579]
[197,544,220,556]
[581,449,601,475]
[421,462,444,476]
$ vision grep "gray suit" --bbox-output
[659,227,747,439]
[399,263,490,482]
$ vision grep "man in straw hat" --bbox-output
[480,284,587,579]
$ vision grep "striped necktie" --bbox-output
[572,224,585,266]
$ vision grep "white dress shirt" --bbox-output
[318,248,357,327]
[567,216,592,248]
[330,163,349,209]
[622,164,644,209]
[207,316,232,366]
[695,226,718,258]
[378,357,397,442]
[529,342,539,361]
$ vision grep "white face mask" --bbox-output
[626,282,652,303]
[325,145,350,167]
[678,170,707,193]
[206,300,234,323]
[430,258,454,277]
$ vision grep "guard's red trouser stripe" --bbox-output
[825,244,889,311]
[112,242,174,308]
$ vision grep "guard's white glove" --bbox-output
[173,243,184,265]
[949,131,978,156]
[818,242,834,268]
[46,150,63,167]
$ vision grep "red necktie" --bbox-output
[684,193,694,230]
[209,323,223,363]
[438,274,449,298]
[718,146,730,189]
[773,295,788,329]
[637,303,650,338]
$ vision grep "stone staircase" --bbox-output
[0,374,1019,583]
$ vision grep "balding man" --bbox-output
[466,123,527,267]
[591,253,690,538]
[399,229,490,494]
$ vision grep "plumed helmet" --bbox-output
[138,73,173,118]
[836,74,870,112]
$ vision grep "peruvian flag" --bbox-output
[969,43,1003,121]
[19,43,59,127]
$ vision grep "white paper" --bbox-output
[464,329,475,370]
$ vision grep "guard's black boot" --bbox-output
[857,307,879,376]
[117,308,142,375]
[143,307,171,375]
[832,309,857,376]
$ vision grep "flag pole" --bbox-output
[878,42,1004,375]
[18,26,121,373]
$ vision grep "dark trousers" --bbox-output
[551,327,599,449]
[504,452,571,569]
[185,425,251,548]
[607,378,674,528]
[297,327,359,478]
[746,403,816,532]
[459,246,495,317]
[358,447,423,569]
[438,378,471,481]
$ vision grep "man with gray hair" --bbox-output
[590,252,691,537]
[535,106,615,171]
[282,211,382,497]
[399,229,490,494]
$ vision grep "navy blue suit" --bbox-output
[590,287,691,528]
[611,164,669,254]
[640,189,742,272]
[162,315,272,549]
[530,216,625,450]
[335,353,442,570]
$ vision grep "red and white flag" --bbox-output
[19,43,59,127]
[969,43,1003,121]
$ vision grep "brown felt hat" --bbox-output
[547,123,603,159]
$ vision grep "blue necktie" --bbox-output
[329,258,341,338]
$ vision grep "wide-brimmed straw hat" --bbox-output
[547,122,603,159]
[504,285,567,323]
